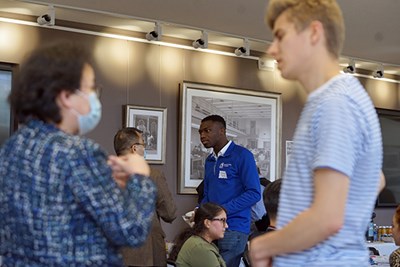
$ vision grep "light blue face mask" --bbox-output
[74,91,102,135]
[143,149,147,159]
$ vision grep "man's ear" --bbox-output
[219,126,226,135]
[309,20,324,45]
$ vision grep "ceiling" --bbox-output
[1,0,400,77]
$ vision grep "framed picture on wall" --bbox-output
[124,105,167,164]
[0,63,18,146]
[178,82,282,194]
[285,140,293,170]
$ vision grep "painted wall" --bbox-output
[1,20,399,241]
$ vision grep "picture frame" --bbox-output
[0,62,18,146]
[124,105,167,164]
[285,140,293,170]
[179,82,282,194]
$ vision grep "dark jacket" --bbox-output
[121,168,177,267]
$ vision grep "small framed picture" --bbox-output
[124,105,167,164]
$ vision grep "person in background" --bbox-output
[0,42,156,266]
[390,205,400,267]
[250,1,385,266]
[243,179,282,267]
[199,114,261,267]
[114,127,177,267]
[250,167,270,233]
[169,202,228,267]
[262,179,282,232]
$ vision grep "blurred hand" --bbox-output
[251,258,272,267]
[108,154,150,188]
[112,172,130,189]
[249,235,272,267]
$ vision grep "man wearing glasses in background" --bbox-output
[114,127,177,267]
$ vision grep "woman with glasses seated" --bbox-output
[169,203,228,267]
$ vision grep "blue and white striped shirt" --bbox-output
[0,120,156,266]
[275,74,382,267]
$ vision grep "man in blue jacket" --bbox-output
[199,114,261,267]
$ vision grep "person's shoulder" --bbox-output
[185,235,207,247]
[150,168,166,182]
[52,134,107,162]
[230,142,254,157]
[66,135,102,152]
[325,74,363,95]
[229,142,246,151]
[185,236,218,256]
[150,167,162,176]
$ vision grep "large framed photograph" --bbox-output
[124,105,167,164]
[179,82,281,194]
[0,63,18,146]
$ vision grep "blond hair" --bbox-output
[266,0,345,59]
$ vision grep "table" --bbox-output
[368,242,398,256]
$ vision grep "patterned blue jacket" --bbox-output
[0,120,156,266]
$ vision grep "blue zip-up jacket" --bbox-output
[201,141,261,234]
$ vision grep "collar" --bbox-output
[212,140,232,159]
[308,73,345,100]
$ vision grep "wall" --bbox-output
[1,20,399,240]
[362,76,400,226]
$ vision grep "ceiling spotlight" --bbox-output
[234,38,250,56]
[372,64,384,78]
[146,22,162,41]
[192,31,208,49]
[37,5,55,26]
[343,59,356,74]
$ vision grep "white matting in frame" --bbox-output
[179,82,282,194]
[124,105,167,164]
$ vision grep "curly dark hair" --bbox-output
[9,41,92,123]
[168,202,226,263]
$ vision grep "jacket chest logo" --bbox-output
[219,163,232,169]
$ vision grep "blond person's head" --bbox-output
[266,0,345,59]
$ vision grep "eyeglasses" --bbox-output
[133,142,146,148]
[76,85,102,98]
[211,218,227,224]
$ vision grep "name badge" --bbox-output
[219,170,227,179]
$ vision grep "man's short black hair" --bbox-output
[201,114,226,128]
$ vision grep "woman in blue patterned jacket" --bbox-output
[0,42,156,267]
